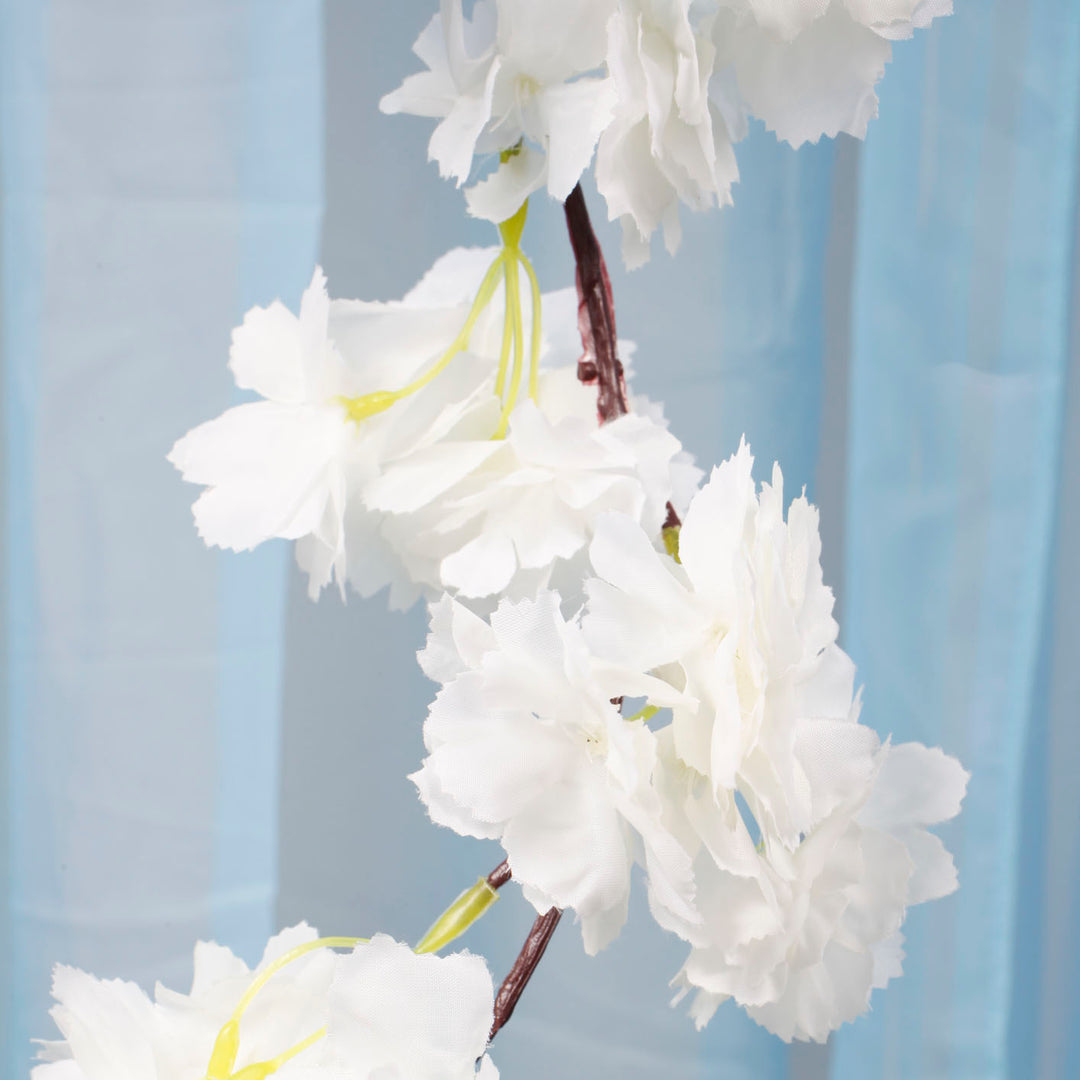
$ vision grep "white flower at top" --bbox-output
[380,0,618,216]
[34,927,499,1080]
[598,0,741,267]
[383,0,950,263]
[412,590,700,954]
[709,0,953,148]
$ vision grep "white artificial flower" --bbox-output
[585,439,850,849]
[371,365,699,603]
[598,0,741,267]
[32,924,338,1080]
[169,256,500,599]
[412,591,699,954]
[670,735,968,1042]
[381,0,618,220]
[710,0,952,148]
[311,935,498,1080]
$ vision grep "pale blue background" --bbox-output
[3,2,1079,1078]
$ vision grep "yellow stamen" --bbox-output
[517,251,543,403]
[494,259,514,400]
[337,252,507,423]
[204,937,364,1080]
[624,705,660,723]
[494,253,524,438]
[228,1028,328,1080]
[415,877,501,954]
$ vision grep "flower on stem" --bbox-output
[668,734,968,1042]
[585,439,850,848]
[33,924,341,1080]
[384,0,951,264]
[412,590,699,954]
[709,0,953,149]
[34,927,500,1080]
[380,0,618,217]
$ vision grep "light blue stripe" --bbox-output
[1,0,45,1075]
[833,1,1080,1076]
[212,0,323,964]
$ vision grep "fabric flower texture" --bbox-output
[412,590,701,954]
[170,248,693,607]
[383,0,950,264]
[581,440,968,1039]
[34,926,498,1080]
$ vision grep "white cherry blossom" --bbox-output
[169,255,499,599]
[312,935,498,1080]
[371,365,699,603]
[381,0,617,220]
[709,0,953,148]
[412,591,699,954]
[585,439,850,848]
[598,0,741,267]
[32,924,338,1080]
[670,735,968,1042]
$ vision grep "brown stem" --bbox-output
[564,184,628,424]
[489,907,562,1041]
[486,859,512,890]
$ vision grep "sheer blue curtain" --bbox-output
[4,2,1079,1080]
[0,2,322,1077]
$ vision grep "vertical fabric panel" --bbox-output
[834,2,1080,1078]
[0,2,322,1076]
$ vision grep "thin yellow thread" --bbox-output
[227,1027,328,1080]
[494,254,524,438]
[517,251,542,402]
[494,259,514,399]
[337,253,506,423]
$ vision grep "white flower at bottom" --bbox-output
[412,591,698,954]
[313,935,497,1080]
[32,924,337,1080]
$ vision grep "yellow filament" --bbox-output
[518,251,542,403]
[338,252,507,423]
[625,705,660,723]
[228,1028,328,1080]
[205,937,364,1080]
[494,260,514,400]
[494,253,524,438]
[415,877,500,954]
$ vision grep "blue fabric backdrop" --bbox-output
[3,2,1079,1079]
[0,1,321,1076]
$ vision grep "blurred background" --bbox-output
[2,1,1078,1078]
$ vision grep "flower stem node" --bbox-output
[415,876,501,954]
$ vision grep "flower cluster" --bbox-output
[383,0,951,264]
[170,246,697,607]
[412,441,968,1041]
[34,927,499,1080]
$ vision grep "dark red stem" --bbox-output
[489,907,562,1041]
[486,859,512,890]
[564,184,628,423]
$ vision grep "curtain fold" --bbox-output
[0,3,322,1076]
[832,3,1080,1078]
